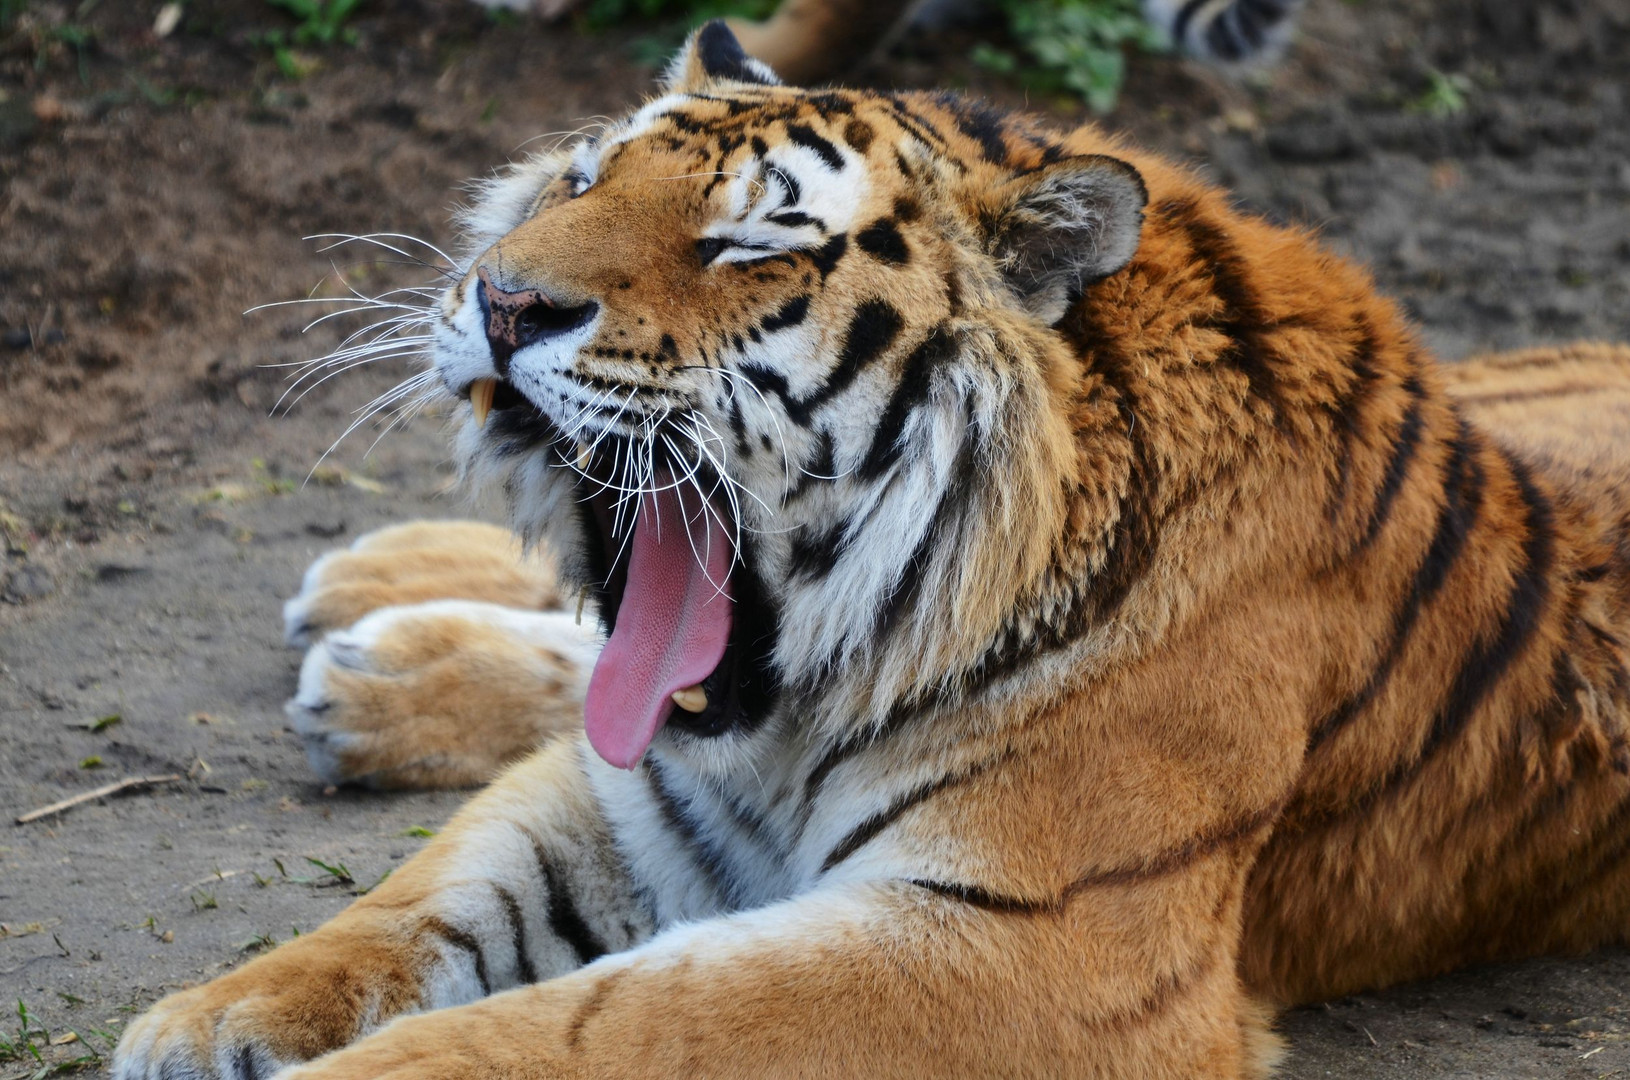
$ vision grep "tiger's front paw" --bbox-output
[287,601,600,789]
[111,934,416,1080]
[283,521,561,649]
[113,983,297,1080]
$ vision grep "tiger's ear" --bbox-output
[986,155,1148,325]
[664,20,782,93]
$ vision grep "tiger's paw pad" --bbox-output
[287,600,600,790]
[283,521,560,649]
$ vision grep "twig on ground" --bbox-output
[15,775,183,825]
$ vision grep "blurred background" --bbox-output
[1,2,1627,1076]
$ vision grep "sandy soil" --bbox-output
[2,0,1628,1075]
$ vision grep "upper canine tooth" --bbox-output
[575,441,592,470]
[671,686,708,713]
[469,378,498,428]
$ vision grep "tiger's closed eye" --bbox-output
[696,236,782,266]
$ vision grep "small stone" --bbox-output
[31,95,67,124]
[153,2,183,37]
[3,564,55,602]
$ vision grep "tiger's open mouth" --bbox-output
[464,376,768,768]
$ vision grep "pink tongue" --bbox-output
[583,483,734,769]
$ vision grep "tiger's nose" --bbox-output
[476,268,599,376]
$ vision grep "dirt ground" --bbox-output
[2,0,1628,1075]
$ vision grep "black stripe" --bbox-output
[800,703,928,824]
[809,232,849,279]
[884,95,950,149]
[924,873,1233,1034]
[1228,0,1274,48]
[1206,7,1249,60]
[872,502,937,638]
[858,325,954,480]
[563,970,624,1051]
[1075,303,1159,622]
[784,123,844,171]
[770,161,801,205]
[1349,373,1426,558]
[788,522,846,579]
[822,299,904,401]
[423,917,491,995]
[766,210,819,229]
[539,859,609,967]
[660,109,709,135]
[1163,198,1281,415]
[1324,318,1382,521]
[1472,649,1591,864]
[1416,448,1554,761]
[1310,416,1485,752]
[1172,0,1213,47]
[819,754,1006,873]
[759,294,810,334]
[753,299,903,425]
[492,885,538,984]
[712,782,789,862]
[911,879,1044,913]
[1330,446,1556,819]
[915,797,1283,912]
[783,430,835,501]
[1077,797,1287,891]
[872,418,980,643]
[700,151,730,199]
[855,218,910,266]
[646,758,740,907]
[520,827,609,966]
[727,389,749,454]
[935,91,1009,164]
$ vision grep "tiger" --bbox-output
[474,0,1304,84]
[112,20,1630,1080]
[723,0,1305,85]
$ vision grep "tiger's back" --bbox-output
[1246,341,1630,1002]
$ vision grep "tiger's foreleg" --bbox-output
[111,740,652,1080]
[277,860,1279,1080]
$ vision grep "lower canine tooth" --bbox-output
[671,686,708,713]
[469,378,498,428]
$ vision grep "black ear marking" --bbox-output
[697,21,749,80]
[694,20,778,86]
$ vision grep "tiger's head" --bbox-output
[436,22,1148,770]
